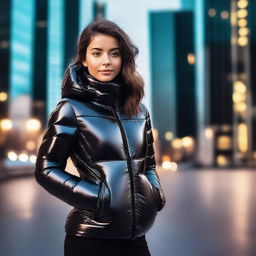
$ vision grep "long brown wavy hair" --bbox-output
[62,18,145,117]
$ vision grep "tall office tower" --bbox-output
[0,0,11,119]
[32,0,48,126]
[230,0,255,166]
[46,0,64,116]
[64,0,79,69]
[46,0,81,117]
[149,10,196,162]
[0,0,11,159]
[204,0,233,167]
[199,0,256,167]
[9,0,35,120]
[249,0,256,164]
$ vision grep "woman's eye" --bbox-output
[92,52,101,56]
[111,51,120,57]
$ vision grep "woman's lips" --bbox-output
[99,70,113,75]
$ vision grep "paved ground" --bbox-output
[0,167,256,256]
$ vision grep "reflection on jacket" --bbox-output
[34,62,166,240]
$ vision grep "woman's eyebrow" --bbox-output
[90,47,120,51]
[90,48,102,51]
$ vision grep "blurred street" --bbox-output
[0,168,256,256]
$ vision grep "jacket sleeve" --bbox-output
[34,100,100,212]
[145,108,166,212]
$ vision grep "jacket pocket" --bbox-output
[151,186,162,211]
[94,181,111,221]
[139,175,156,211]
[135,174,158,233]
[148,182,159,211]
[68,179,101,213]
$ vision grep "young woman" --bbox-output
[34,18,166,256]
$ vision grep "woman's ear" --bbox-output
[82,60,88,67]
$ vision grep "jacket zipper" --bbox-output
[112,102,136,239]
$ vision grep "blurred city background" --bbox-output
[0,0,256,255]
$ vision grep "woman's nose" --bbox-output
[102,53,111,65]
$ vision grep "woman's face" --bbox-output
[82,33,122,82]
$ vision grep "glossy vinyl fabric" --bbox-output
[34,62,166,240]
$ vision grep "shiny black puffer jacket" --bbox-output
[34,62,166,240]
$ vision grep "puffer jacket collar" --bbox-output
[62,62,123,107]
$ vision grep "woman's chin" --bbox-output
[96,75,117,83]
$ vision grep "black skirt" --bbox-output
[64,234,151,256]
